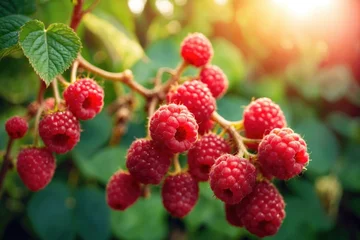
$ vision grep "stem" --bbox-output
[57,75,70,87]
[0,138,14,197]
[211,112,254,158]
[70,0,84,30]
[172,154,181,174]
[52,79,61,108]
[37,79,46,104]
[155,61,187,96]
[33,104,45,147]
[71,60,79,83]
[77,55,152,97]
[83,0,101,14]
[155,67,175,86]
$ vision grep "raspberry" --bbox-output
[180,33,213,67]
[16,147,56,191]
[225,204,242,227]
[5,116,28,139]
[149,104,198,153]
[126,139,173,184]
[209,154,256,204]
[39,111,81,154]
[167,81,216,123]
[258,128,309,180]
[199,65,228,98]
[63,78,104,120]
[188,133,230,181]
[243,98,286,149]
[198,119,214,135]
[162,172,199,218]
[236,181,285,237]
[106,171,141,211]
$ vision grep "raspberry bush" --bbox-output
[0,0,355,239]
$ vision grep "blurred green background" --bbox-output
[1,0,360,239]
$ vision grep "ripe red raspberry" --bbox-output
[225,204,242,227]
[236,181,285,237]
[39,111,81,154]
[5,116,28,139]
[198,119,214,135]
[209,154,256,204]
[188,133,230,181]
[106,171,141,211]
[243,98,286,149]
[16,147,56,191]
[162,172,199,218]
[63,78,104,120]
[258,128,309,180]
[149,104,198,153]
[167,81,216,123]
[199,65,228,98]
[126,139,173,184]
[180,33,213,67]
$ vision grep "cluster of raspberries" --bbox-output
[105,33,310,238]
[5,79,104,191]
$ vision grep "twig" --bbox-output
[52,79,61,108]
[77,55,152,97]
[57,75,70,87]
[33,104,45,147]
[83,0,101,14]
[70,0,84,30]
[71,60,79,83]
[0,138,14,198]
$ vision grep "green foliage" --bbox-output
[0,0,36,17]
[19,20,81,85]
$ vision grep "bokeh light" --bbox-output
[128,0,147,15]
[155,0,174,17]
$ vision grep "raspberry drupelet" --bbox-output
[63,78,104,120]
[149,104,198,153]
[167,80,216,124]
[209,154,256,204]
[199,64,228,98]
[188,133,230,181]
[162,172,199,218]
[126,139,173,185]
[106,171,141,211]
[16,147,56,191]
[5,116,28,139]
[258,128,309,180]
[39,111,81,154]
[180,33,213,67]
[236,181,285,237]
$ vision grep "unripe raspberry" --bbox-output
[126,139,173,184]
[258,128,309,180]
[5,116,28,139]
[199,65,228,98]
[17,147,56,191]
[167,81,216,123]
[243,98,286,149]
[198,119,214,135]
[188,133,230,181]
[180,33,213,67]
[225,204,242,227]
[106,171,141,211]
[149,104,198,153]
[236,181,285,237]
[209,154,256,204]
[162,172,199,218]
[39,111,81,154]
[63,78,104,120]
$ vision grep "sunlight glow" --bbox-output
[128,0,146,15]
[155,0,174,17]
[214,0,228,6]
[272,0,335,18]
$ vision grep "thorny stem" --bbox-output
[71,60,79,83]
[211,112,255,159]
[52,79,61,108]
[0,139,14,198]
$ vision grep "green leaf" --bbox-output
[0,15,30,58]
[111,193,167,240]
[0,0,36,17]
[294,118,339,175]
[327,112,360,141]
[74,188,111,240]
[19,20,81,85]
[79,147,127,184]
[339,142,360,191]
[217,96,248,121]
[82,13,143,69]
[28,182,75,240]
